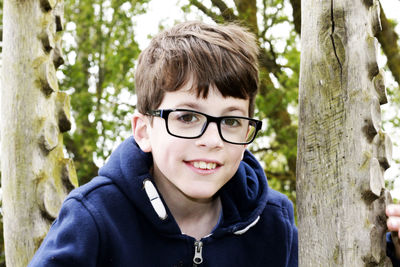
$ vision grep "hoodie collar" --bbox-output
[99,136,269,237]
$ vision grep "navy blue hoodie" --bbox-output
[29,137,298,266]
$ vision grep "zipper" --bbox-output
[192,240,203,266]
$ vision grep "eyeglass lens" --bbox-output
[167,110,257,143]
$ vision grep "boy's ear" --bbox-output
[131,113,152,152]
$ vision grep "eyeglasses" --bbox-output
[147,109,262,145]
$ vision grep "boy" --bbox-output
[29,21,298,266]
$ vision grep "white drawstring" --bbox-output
[143,179,168,220]
[233,216,260,235]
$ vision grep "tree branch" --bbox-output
[265,170,292,181]
[259,47,282,75]
[289,0,301,35]
[233,0,258,33]
[210,0,237,21]
[377,4,400,86]
[188,0,225,22]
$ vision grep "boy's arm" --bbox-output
[285,199,298,267]
[387,231,400,266]
[289,224,299,267]
[28,198,100,267]
[386,204,400,266]
[288,222,298,267]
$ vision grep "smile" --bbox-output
[192,161,217,170]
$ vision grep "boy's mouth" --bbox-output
[185,160,221,171]
[193,161,217,170]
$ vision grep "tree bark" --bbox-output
[289,0,400,87]
[1,0,77,266]
[297,0,393,265]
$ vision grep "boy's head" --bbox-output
[135,21,259,117]
[132,21,261,202]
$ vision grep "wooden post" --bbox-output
[1,0,77,266]
[297,0,393,265]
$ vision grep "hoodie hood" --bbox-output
[98,136,269,237]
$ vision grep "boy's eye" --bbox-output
[222,118,241,127]
[176,112,199,123]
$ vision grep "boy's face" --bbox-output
[137,85,248,202]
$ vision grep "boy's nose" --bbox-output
[195,122,223,148]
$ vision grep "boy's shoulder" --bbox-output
[263,188,295,221]
[266,188,293,206]
[62,175,136,224]
[66,176,116,203]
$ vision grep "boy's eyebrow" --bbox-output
[174,102,247,116]
[222,106,247,115]
[175,102,200,110]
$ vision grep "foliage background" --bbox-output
[0,0,399,265]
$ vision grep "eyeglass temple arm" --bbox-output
[148,110,162,117]
[257,120,262,130]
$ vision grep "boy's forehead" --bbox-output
[159,87,250,114]
[168,85,245,101]
[173,78,244,100]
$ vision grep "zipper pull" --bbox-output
[193,241,203,265]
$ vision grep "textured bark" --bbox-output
[297,0,393,266]
[0,0,77,266]
[289,0,400,87]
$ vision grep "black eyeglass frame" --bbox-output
[147,109,262,145]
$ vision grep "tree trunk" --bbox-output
[297,0,393,266]
[1,0,77,266]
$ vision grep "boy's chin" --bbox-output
[181,188,220,203]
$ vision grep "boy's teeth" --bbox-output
[193,161,217,170]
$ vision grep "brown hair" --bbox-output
[135,21,259,117]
